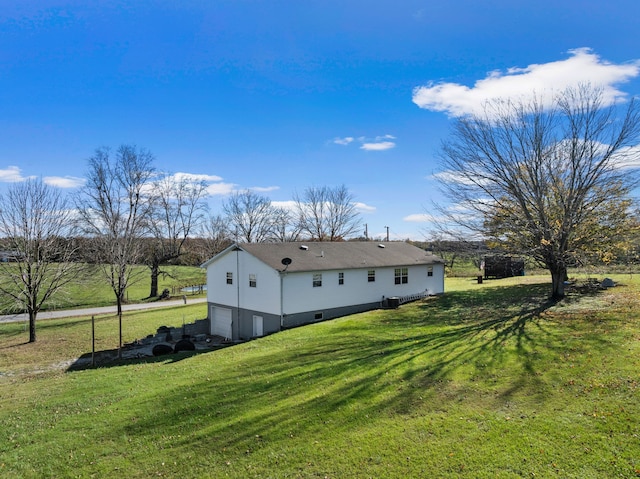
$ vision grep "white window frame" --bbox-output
[394,267,408,285]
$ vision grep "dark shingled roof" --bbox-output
[235,241,444,273]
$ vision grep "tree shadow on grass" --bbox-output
[66,344,224,371]
[0,318,37,348]
[0,331,31,348]
[99,281,617,459]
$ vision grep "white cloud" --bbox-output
[206,182,236,196]
[249,185,280,193]
[0,165,30,183]
[271,200,297,211]
[430,170,491,186]
[275,199,375,214]
[403,213,437,223]
[360,141,396,151]
[43,176,85,188]
[155,172,234,196]
[334,137,354,146]
[331,134,397,151]
[611,144,640,170]
[172,172,223,183]
[354,202,376,213]
[206,183,281,197]
[412,48,640,117]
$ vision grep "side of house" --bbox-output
[203,242,445,341]
[205,246,282,340]
[280,263,443,328]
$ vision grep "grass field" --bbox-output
[1,274,639,478]
[0,264,206,314]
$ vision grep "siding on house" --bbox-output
[281,264,442,314]
[205,247,281,316]
[202,241,445,340]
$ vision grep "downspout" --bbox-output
[278,259,291,330]
[235,246,240,339]
[279,271,285,330]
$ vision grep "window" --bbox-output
[428,266,433,277]
[313,273,322,287]
[395,267,408,284]
[249,274,257,287]
[314,312,324,320]
[226,272,233,285]
[368,270,375,282]
[338,272,344,285]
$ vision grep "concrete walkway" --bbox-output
[0,297,207,324]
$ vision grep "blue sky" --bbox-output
[1,0,639,240]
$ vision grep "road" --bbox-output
[0,297,207,324]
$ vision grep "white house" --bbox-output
[201,241,445,341]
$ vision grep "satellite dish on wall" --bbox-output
[281,257,292,266]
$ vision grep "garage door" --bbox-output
[210,306,232,339]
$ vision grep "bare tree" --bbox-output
[435,85,640,298]
[145,173,209,297]
[294,186,327,241]
[197,213,232,261]
[76,145,155,320]
[0,179,81,343]
[223,190,277,243]
[294,185,362,241]
[271,206,302,242]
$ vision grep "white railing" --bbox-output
[398,290,430,305]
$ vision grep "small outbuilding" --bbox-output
[201,241,445,341]
[483,255,525,279]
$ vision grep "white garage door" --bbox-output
[210,306,232,339]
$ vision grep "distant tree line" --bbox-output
[0,145,364,342]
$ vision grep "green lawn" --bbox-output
[58,264,207,309]
[0,264,206,314]
[1,274,639,478]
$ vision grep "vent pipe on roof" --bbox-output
[378,244,385,248]
[300,245,309,250]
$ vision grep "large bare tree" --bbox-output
[294,185,362,241]
[270,206,302,242]
[0,179,81,343]
[145,173,209,297]
[197,213,232,262]
[436,85,640,298]
[223,190,278,243]
[76,145,155,318]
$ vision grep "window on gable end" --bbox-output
[226,272,233,285]
[368,270,375,282]
[338,272,344,285]
[313,273,322,287]
[249,274,257,287]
